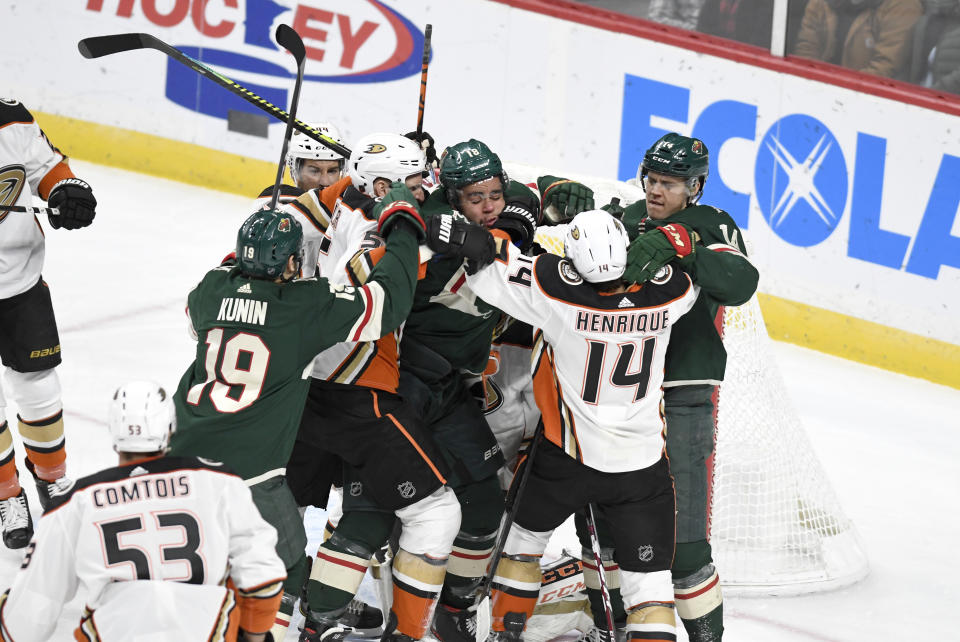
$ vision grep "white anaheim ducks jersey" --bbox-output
[257,183,333,279]
[466,240,698,473]
[0,456,285,642]
[0,99,73,298]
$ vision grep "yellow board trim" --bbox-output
[34,112,960,389]
[758,293,960,389]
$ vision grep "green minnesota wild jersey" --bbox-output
[169,228,419,481]
[622,201,759,385]
[405,181,539,373]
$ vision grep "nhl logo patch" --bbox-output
[397,481,416,499]
[651,264,673,285]
[638,545,654,562]
[559,259,583,285]
[349,481,363,497]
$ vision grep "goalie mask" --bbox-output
[108,381,176,453]
[237,209,304,280]
[347,132,426,194]
[286,122,346,185]
[563,209,629,283]
[639,132,709,204]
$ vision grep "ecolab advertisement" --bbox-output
[4,0,958,347]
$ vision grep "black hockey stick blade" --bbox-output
[78,33,148,59]
[76,32,350,158]
[268,24,307,211]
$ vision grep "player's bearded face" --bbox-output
[404,173,425,205]
[299,159,343,190]
[458,176,505,227]
[643,171,689,220]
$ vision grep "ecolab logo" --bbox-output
[86,0,426,119]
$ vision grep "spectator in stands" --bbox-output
[697,0,775,47]
[648,0,706,29]
[909,0,960,93]
[792,0,923,79]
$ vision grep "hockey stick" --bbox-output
[415,24,432,138]
[0,205,59,216]
[77,33,351,158]
[268,24,306,211]
[474,425,544,642]
[584,503,618,637]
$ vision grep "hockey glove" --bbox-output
[601,197,625,221]
[425,213,497,274]
[405,130,439,168]
[537,175,594,224]
[47,178,96,230]
[623,222,697,284]
[494,201,539,251]
[376,182,427,242]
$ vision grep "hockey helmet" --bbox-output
[347,133,426,194]
[439,139,509,204]
[563,209,629,284]
[108,381,176,453]
[286,122,346,184]
[639,133,709,203]
[236,209,304,280]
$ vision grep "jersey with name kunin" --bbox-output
[466,240,698,472]
[169,227,419,482]
[0,455,285,642]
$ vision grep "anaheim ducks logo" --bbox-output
[570,225,580,240]
[481,378,503,415]
[365,143,387,153]
[0,165,26,224]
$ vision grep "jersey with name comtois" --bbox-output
[466,241,698,472]
[169,226,419,482]
[0,456,285,642]
[0,99,75,298]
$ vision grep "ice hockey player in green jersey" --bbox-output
[168,195,427,633]
[574,133,759,642]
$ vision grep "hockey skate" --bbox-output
[1,489,34,549]
[575,625,624,642]
[24,458,73,512]
[431,605,478,642]
[301,598,383,642]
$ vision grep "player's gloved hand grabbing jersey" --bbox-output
[624,222,698,284]
[537,175,594,223]
[601,197,624,221]
[425,213,496,274]
[47,177,97,230]
[376,181,427,241]
[494,191,540,251]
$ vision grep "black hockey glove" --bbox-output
[494,201,539,252]
[405,130,439,168]
[375,182,426,242]
[47,178,96,230]
[601,197,624,221]
[537,175,594,224]
[623,222,698,284]
[425,213,496,274]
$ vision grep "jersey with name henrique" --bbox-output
[466,241,698,472]
[169,227,419,482]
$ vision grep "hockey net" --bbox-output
[532,224,869,596]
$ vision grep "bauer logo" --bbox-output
[754,114,848,248]
[86,0,427,121]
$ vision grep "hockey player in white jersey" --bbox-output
[286,122,347,191]
[0,380,285,641]
[0,99,97,550]
[461,209,698,642]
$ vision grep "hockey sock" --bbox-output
[0,420,21,500]
[490,554,541,632]
[272,554,311,636]
[442,475,504,609]
[672,557,723,642]
[391,548,448,638]
[304,510,393,617]
[581,550,626,628]
[18,412,66,481]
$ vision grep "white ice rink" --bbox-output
[1,160,958,641]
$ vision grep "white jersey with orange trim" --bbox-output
[257,183,334,279]
[0,99,75,298]
[0,455,285,642]
[466,241,698,473]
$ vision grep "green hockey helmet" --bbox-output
[439,139,509,203]
[236,209,304,280]
[640,133,709,203]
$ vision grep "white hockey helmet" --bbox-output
[286,122,346,183]
[563,209,629,283]
[108,381,176,453]
[347,132,426,194]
